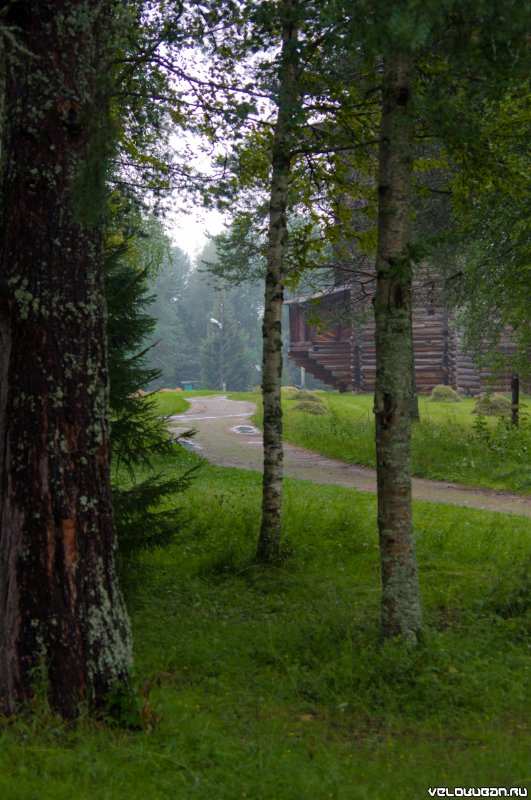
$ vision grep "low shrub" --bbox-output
[430,385,461,403]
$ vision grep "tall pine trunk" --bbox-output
[0,1,132,717]
[373,53,422,642]
[256,0,299,562]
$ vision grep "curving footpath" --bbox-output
[168,395,531,518]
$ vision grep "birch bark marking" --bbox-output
[373,53,423,641]
[0,0,132,717]
[256,0,300,562]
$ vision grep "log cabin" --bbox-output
[287,283,518,395]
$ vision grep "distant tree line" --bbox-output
[142,239,261,391]
[142,235,323,392]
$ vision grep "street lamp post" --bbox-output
[209,307,225,391]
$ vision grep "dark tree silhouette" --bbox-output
[0,0,132,717]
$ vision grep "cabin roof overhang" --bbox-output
[285,284,353,305]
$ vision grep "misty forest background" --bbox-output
[142,237,326,393]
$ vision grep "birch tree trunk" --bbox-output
[410,309,420,421]
[373,53,423,641]
[0,0,132,718]
[256,0,299,562]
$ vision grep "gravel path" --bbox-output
[168,395,531,518]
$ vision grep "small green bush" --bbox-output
[294,400,329,415]
[473,392,512,417]
[430,385,461,403]
[113,465,197,570]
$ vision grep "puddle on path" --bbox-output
[175,438,203,452]
[232,425,260,435]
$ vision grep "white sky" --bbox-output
[168,207,227,260]
[166,124,229,259]
[151,36,277,262]
[162,41,275,261]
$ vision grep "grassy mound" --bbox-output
[430,384,461,403]
[292,390,322,402]
[473,392,512,416]
[281,385,300,395]
[293,400,329,415]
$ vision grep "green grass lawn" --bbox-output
[1,449,530,799]
[232,390,531,494]
[148,391,193,416]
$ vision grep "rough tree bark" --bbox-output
[373,52,423,642]
[0,46,4,167]
[0,0,132,717]
[256,0,300,562]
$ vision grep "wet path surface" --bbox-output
[168,396,531,518]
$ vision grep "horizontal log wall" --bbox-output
[288,300,519,395]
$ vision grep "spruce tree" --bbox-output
[105,207,195,569]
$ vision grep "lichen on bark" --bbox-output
[0,0,132,718]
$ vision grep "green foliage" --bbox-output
[1,455,530,798]
[143,241,263,391]
[110,1,190,204]
[438,84,530,378]
[101,680,142,730]
[112,470,195,567]
[430,385,461,403]
[105,207,194,566]
[105,213,171,471]
[472,412,530,460]
[472,392,512,417]
[142,245,196,389]
[209,212,266,285]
